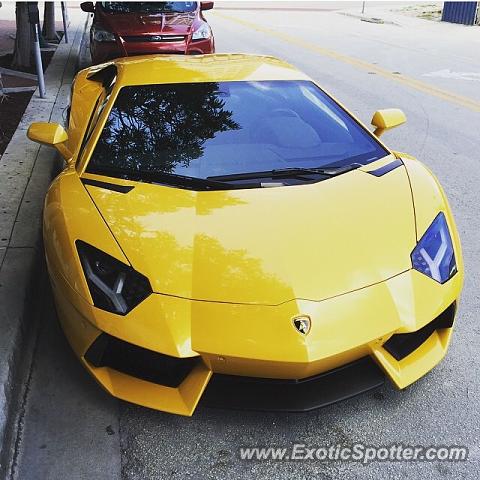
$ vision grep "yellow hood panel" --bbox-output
[85,164,415,305]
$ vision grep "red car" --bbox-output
[80,2,215,64]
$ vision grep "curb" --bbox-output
[338,11,400,26]
[78,13,93,70]
[0,13,88,478]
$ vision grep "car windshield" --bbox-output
[100,2,198,13]
[87,80,389,187]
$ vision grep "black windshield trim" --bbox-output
[366,158,403,177]
[81,178,135,194]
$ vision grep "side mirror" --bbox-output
[27,122,72,160]
[200,1,214,11]
[371,108,406,137]
[80,2,95,13]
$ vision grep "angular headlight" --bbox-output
[76,241,152,315]
[92,24,116,42]
[192,22,211,41]
[411,212,457,283]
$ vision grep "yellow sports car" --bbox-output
[27,54,463,415]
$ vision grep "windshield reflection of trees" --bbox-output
[92,83,239,175]
[143,231,294,303]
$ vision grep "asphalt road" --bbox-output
[10,6,480,480]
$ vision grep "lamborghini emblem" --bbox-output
[293,315,311,335]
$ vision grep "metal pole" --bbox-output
[61,2,69,44]
[32,23,46,98]
[362,2,366,14]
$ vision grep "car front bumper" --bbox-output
[48,260,462,416]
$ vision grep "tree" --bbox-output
[42,2,58,41]
[12,2,32,70]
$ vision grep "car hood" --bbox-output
[84,161,416,305]
[98,11,197,36]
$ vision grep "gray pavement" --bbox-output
[0,5,89,478]
[7,4,480,480]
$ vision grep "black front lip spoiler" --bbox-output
[199,356,385,412]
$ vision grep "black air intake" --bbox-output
[85,333,198,388]
[383,303,456,361]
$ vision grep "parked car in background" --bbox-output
[80,1,215,64]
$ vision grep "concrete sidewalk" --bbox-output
[0,8,88,477]
[338,2,479,28]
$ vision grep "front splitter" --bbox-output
[199,356,385,412]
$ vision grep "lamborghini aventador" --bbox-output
[27,54,463,415]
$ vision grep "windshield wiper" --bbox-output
[138,171,234,190]
[87,167,259,191]
[207,164,363,182]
